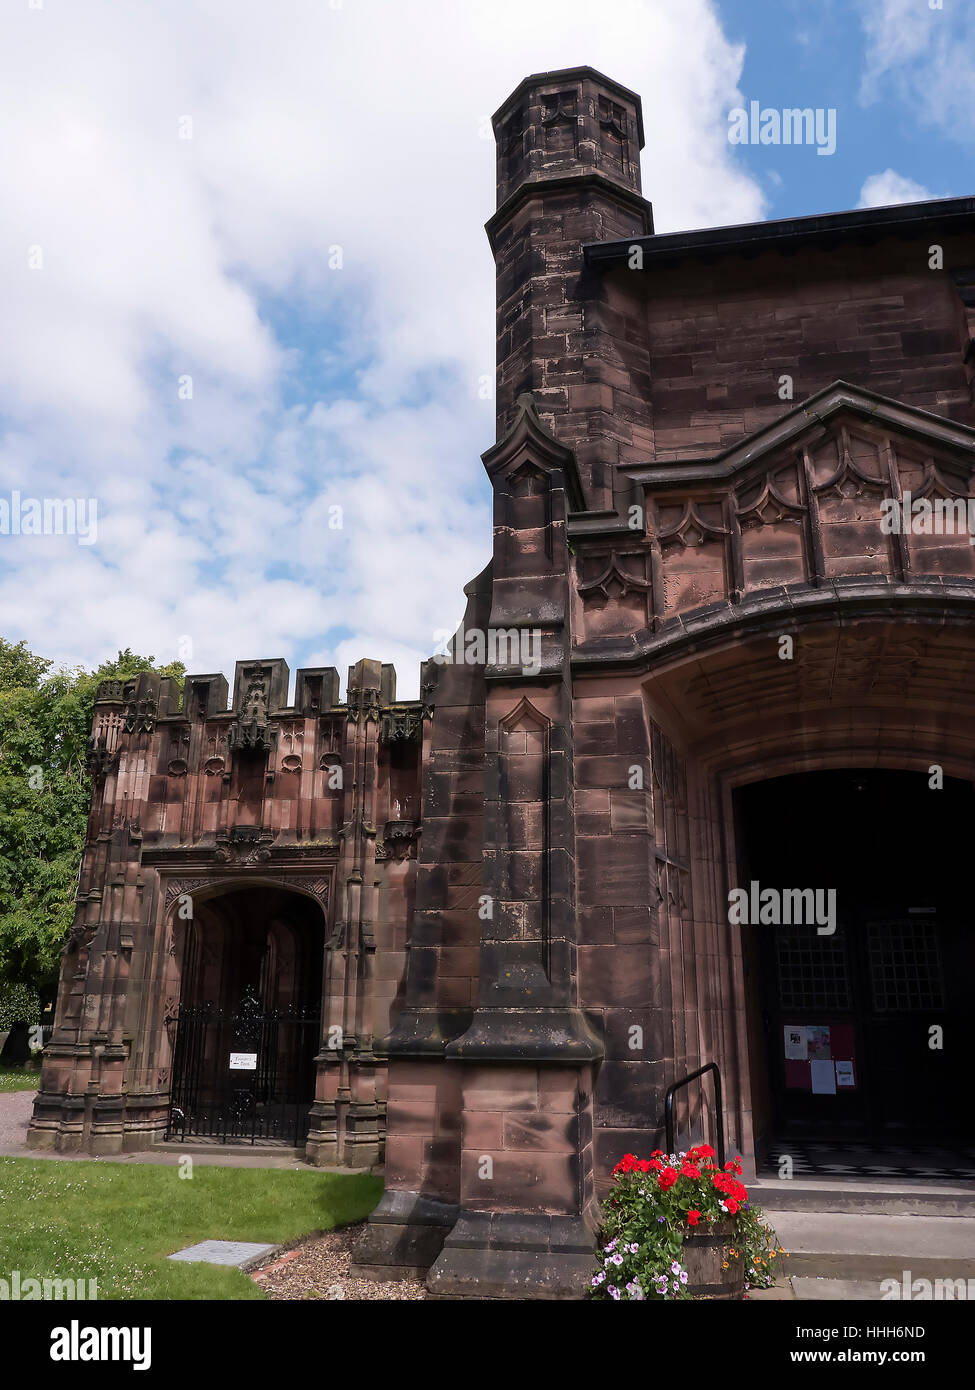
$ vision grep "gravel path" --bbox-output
[0,1088,36,1150]
[252,1223,427,1301]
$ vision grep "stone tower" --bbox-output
[489,67,654,510]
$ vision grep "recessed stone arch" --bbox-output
[628,601,975,1179]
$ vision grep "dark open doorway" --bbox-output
[735,769,975,1167]
[167,885,324,1146]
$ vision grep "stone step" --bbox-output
[751,1176,975,1218]
[151,1141,306,1161]
[767,1210,975,1282]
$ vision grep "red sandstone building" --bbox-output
[30,68,975,1297]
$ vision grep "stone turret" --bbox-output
[488,67,654,509]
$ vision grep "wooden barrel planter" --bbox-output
[681,1219,744,1299]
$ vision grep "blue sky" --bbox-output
[719,0,965,216]
[0,0,971,700]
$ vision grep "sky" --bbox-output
[0,0,972,700]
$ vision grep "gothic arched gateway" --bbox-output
[165,884,324,1147]
[30,65,975,1299]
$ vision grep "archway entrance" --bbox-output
[167,885,324,1146]
[735,768,975,1170]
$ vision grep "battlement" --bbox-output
[92,655,434,729]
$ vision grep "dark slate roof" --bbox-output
[584,195,975,271]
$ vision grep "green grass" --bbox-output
[0,1156,382,1299]
[0,1066,40,1092]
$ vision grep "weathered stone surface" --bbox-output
[32,63,975,1301]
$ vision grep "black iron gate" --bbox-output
[166,986,320,1145]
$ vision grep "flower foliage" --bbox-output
[589,1145,783,1301]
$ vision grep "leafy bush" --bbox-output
[0,982,41,1030]
[589,1145,784,1301]
[0,641,184,994]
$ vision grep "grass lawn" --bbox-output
[0,1066,41,1092]
[0,1156,382,1299]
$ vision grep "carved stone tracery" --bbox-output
[228,666,278,753]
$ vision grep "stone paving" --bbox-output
[168,1240,275,1268]
[0,1088,35,1152]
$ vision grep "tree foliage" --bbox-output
[0,641,184,997]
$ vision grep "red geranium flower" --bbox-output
[658,1166,679,1191]
[679,1162,701,1179]
[687,1209,701,1226]
[725,1198,739,1215]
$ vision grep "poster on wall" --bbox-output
[810,1059,837,1094]
[782,1022,857,1090]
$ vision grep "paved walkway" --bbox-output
[0,1089,370,1171]
[749,1277,906,1301]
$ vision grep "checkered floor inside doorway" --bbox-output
[762,1141,975,1180]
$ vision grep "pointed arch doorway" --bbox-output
[166,884,325,1146]
[734,768,975,1160]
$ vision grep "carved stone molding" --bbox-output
[214,828,274,864]
[228,665,278,753]
[278,876,330,911]
[657,500,730,551]
[577,551,652,602]
[164,877,213,909]
[347,686,381,722]
[380,819,419,861]
[162,872,330,915]
[379,707,423,744]
[85,734,120,780]
[123,686,157,735]
[63,922,97,956]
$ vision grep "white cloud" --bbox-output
[0,0,764,699]
[857,168,932,207]
[858,0,975,137]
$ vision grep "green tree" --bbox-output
[0,641,184,999]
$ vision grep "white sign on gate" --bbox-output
[229,1052,258,1071]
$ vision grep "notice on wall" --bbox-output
[810,1059,837,1094]
[783,1022,856,1090]
[229,1052,257,1071]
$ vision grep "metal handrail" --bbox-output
[664,1062,725,1168]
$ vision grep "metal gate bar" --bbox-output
[167,988,319,1146]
